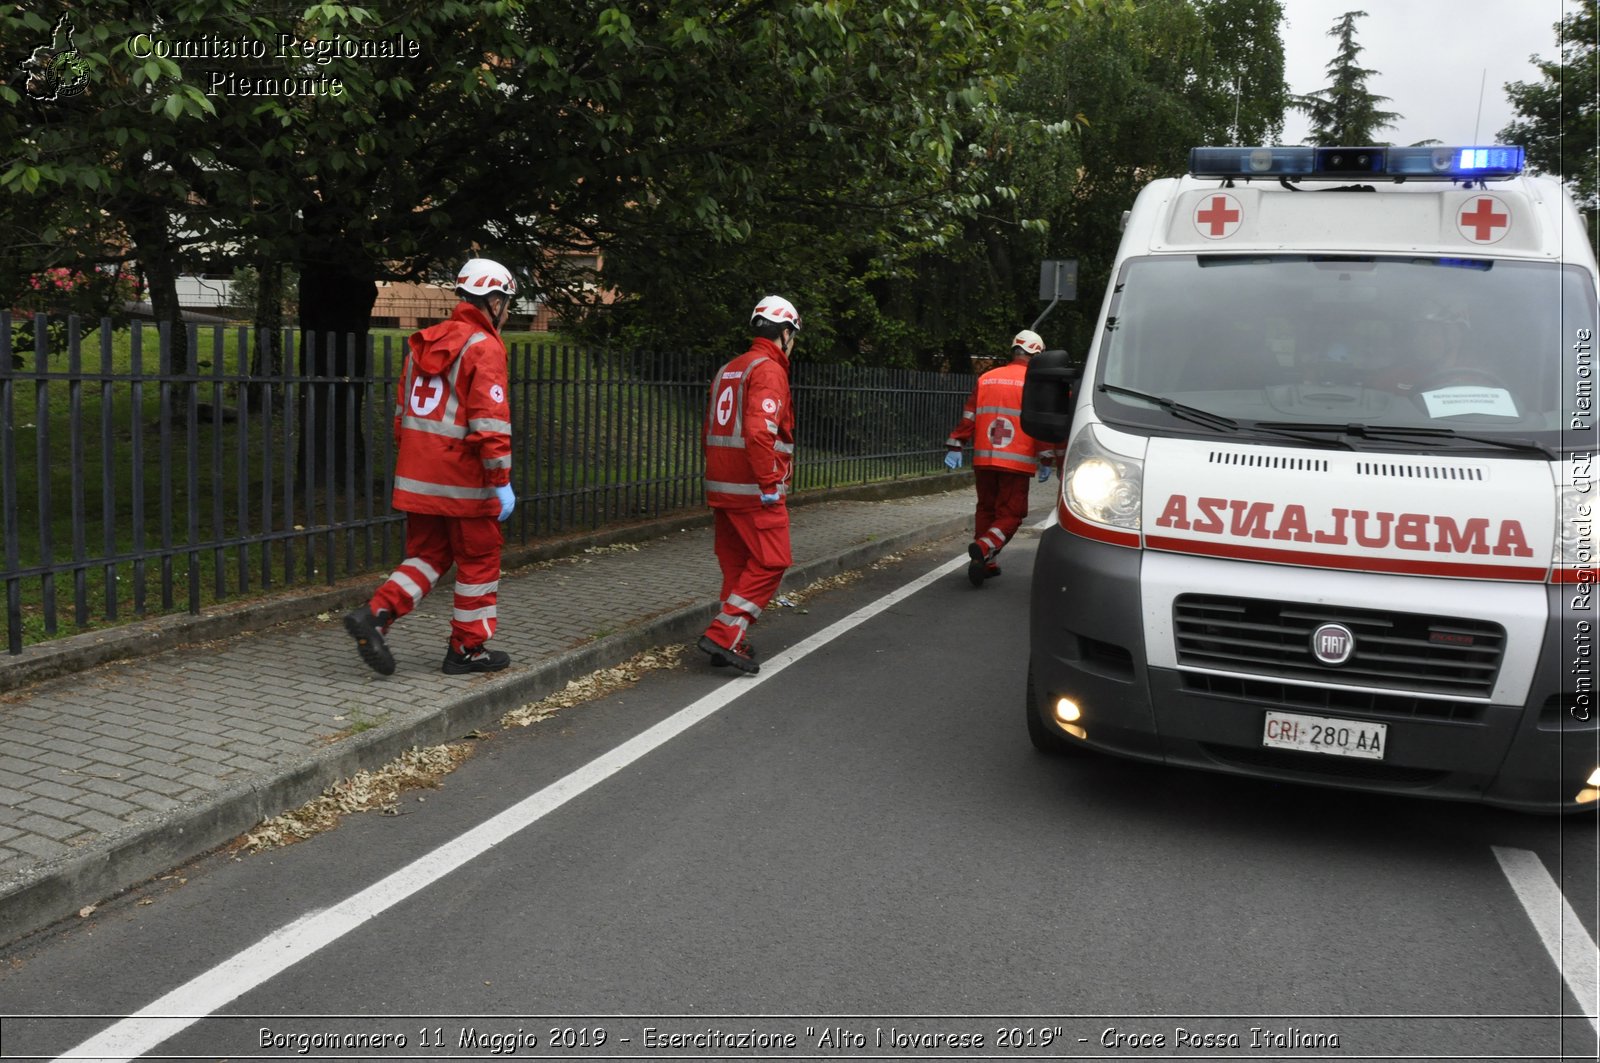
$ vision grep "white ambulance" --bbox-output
[1021,146,1598,812]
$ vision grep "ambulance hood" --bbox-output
[1140,438,1555,581]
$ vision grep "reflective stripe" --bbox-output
[962,411,975,420]
[944,436,962,447]
[727,593,763,619]
[714,612,751,633]
[400,416,468,438]
[394,475,496,500]
[482,456,511,469]
[453,605,497,623]
[705,480,765,495]
[468,418,512,434]
[773,441,794,454]
[454,580,500,597]
[974,449,1038,466]
[390,571,425,604]
[976,404,1023,416]
[706,435,745,449]
[406,557,443,584]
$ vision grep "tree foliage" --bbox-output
[1501,0,1598,222]
[1290,9,1401,146]
[1,0,1289,378]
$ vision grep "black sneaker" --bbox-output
[966,542,988,588]
[706,637,758,668]
[344,606,395,676]
[697,635,759,674]
[442,644,511,675]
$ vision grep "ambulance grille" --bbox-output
[1208,451,1329,472]
[1173,594,1504,698]
[1355,461,1484,481]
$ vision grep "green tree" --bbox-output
[1501,0,1598,227]
[1290,9,1400,146]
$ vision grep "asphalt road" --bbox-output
[1,534,1596,1061]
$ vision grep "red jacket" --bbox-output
[391,302,512,517]
[945,355,1055,474]
[704,337,794,509]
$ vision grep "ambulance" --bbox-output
[1020,145,1598,812]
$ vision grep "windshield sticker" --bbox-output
[1419,386,1518,418]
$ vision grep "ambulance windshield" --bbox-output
[1095,255,1594,454]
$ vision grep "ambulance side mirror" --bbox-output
[1021,348,1082,444]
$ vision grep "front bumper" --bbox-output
[1027,524,1598,813]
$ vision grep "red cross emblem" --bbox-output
[988,417,1015,448]
[1195,193,1242,239]
[1457,196,1509,243]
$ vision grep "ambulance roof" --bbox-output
[1122,146,1588,266]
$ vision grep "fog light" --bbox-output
[1060,723,1087,741]
[1588,767,1600,788]
[1053,697,1081,724]
[1577,788,1600,805]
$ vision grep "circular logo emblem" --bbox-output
[409,374,445,416]
[1457,195,1510,244]
[1194,192,1243,239]
[489,384,505,404]
[987,416,1016,448]
[761,397,777,414]
[1311,623,1355,666]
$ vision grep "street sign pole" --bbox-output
[1031,258,1078,331]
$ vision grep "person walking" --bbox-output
[696,295,801,674]
[344,257,519,676]
[944,328,1056,587]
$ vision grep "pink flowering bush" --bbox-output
[9,266,139,354]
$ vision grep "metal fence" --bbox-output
[0,313,973,654]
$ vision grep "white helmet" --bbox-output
[455,258,517,298]
[1012,329,1044,356]
[752,295,802,331]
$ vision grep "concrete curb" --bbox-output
[0,474,972,695]
[0,506,971,948]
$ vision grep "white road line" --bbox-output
[55,548,976,1062]
[1492,845,1600,1037]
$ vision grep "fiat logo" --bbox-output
[1311,623,1355,666]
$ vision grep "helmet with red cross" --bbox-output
[1011,329,1044,356]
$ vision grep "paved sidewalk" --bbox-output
[0,484,1048,947]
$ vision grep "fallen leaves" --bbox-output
[239,744,473,853]
[502,645,686,728]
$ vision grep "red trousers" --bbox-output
[369,512,504,651]
[971,467,1031,561]
[703,505,792,651]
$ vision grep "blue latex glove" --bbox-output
[495,484,516,522]
[759,491,782,506]
[944,451,962,471]
[1038,466,1052,483]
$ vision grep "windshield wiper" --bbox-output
[1254,421,1555,459]
[1099,385,1352,447]
[1098,384,1239,432]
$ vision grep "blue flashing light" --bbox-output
[1189,145,1526,181]
[1385,145,1525,178]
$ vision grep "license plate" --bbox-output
[1262,710,1387,760]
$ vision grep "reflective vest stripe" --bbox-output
[394,475,496,500]
[974,449,1039,467]
[705,480,787,497]
[468,417,512,434]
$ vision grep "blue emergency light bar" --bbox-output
[1189,145,1526,181]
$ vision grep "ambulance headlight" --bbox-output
[1064,426,1143,531]
[1555,484,1593,569]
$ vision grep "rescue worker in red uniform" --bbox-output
[696,296,801,674]
[944,329,1057,587]
[344,257,519,676]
